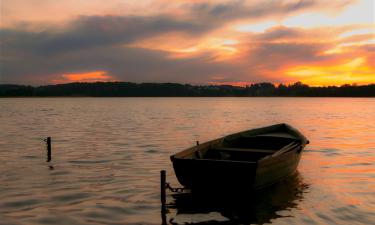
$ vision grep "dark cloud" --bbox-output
[187,0,353,23]
[0,23,345,85]
[248,41,333,71]
[0,14,219,84]
[39,15,212,55]
[0,0,359,85]
[255,26,303,41]
[0,42,237,85]
[1,15,211,57]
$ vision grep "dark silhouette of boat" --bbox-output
[170,123,309,193]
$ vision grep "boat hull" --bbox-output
[170,123,308,193]
[172,149,302,192]
[254,147,302,190]
[172,157,258,192]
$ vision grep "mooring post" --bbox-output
[160,170,166,206]
[46,137,51,162]
[161,204,167,225]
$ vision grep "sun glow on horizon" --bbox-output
[54,71,115,83]
[285,57,375,86]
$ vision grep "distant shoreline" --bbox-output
[1,82,374,97]
[1,96,374,98]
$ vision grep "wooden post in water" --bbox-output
[46,137,51,162]
[161,205,167,225]
[160,170,166,206]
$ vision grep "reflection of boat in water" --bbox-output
[171,124,309,192]
[163,172,308,225]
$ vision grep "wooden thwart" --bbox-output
[210,147,275,154]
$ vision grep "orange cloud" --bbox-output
[207,81,251,87]
[56,71,115,83]
[128,31,240,61]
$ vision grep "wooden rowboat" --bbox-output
[170,123,309,192]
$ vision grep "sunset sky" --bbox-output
[0,0,374,86]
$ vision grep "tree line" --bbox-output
[0,82,374,97]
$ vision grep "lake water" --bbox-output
[0,97,374,225]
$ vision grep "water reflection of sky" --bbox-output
[0,97,374,225]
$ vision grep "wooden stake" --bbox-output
[46,137,51,162]
[160,170,166,206]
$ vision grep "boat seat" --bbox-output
[272,142,299,156]
[210,147,275,154]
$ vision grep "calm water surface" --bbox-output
[0,98,374,225]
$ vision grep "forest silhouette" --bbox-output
[1,82,374,97]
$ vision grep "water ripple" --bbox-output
[0,97,374,225]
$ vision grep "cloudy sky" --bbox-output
[0,0,374,86]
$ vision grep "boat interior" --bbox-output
[194,135,300,162]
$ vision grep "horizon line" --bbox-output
[2,81,375,88]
